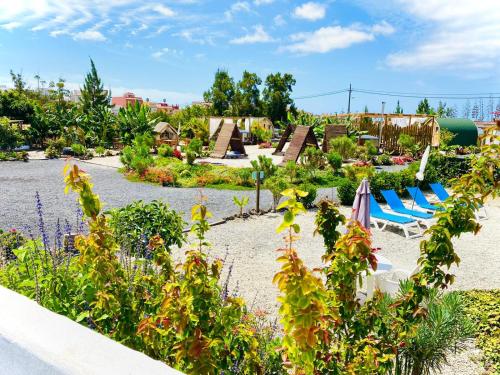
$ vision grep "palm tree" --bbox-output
[34,74,41,92]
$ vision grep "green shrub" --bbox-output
[157,144,174,157]
[337,178,357,205]
[343,164,375,182]
[0,151,28,162]
[251,121,272,143]
[373,153,393,166]
[120,134,154,175]
[439,128,456,149]
[71,143,87,157]
[329,136,356,161]
[45,138,65,159]
[297,182,317,208]
[398,134,421,157]
[369,171,403,201]
[459,289,500,373]
[108,200,185,256]
[423,153,471,186]
[95,146,106,156]
[0,117,23,150]
[238,168,253,187]
[300,147,324,179]
[327,152,342,172]
[366,140,378,156]
[186,150,196,166]
[187,138,203,156]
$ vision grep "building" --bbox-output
[69,90,82,103]
[111,92,143,109]
[147,100,180,114]
[191,101,212,108]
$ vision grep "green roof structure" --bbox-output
[436,118,478,146]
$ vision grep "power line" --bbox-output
[353,88,500,97]
[293,89,348,100]
[353,89,500,100]
[294,87,500,100]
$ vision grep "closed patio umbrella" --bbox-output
[350,178,371,230]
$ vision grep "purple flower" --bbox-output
[55,219,63,250]
[35,191,50,251]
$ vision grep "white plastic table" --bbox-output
[366,254,393,298]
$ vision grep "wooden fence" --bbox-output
[356,117,436,153]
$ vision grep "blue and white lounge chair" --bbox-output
[429,183,450,202]
[406,187,444,212]
[429,182,488,220]
[370,195,421,239]
[380,190,434,228]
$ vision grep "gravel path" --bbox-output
[175,199,500,375]
[0,160,334,232]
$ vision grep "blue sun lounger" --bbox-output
[429,183,450,202]
[429,182,488,220]
[370,195,421,238]
[380,190,434,228]
[406,187,444,212]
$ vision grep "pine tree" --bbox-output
[479,98,484,121]
[394,100,403,114]
[416,98,432,114]
[463,100,471,119]
[487,97,494,121]
[471,101,479,120]
[80,59,109,114]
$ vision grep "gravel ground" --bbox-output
[175,199,500,375]
[0,159,334,233]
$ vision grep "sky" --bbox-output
[1,0,500,115]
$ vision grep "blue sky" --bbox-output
[1,0,500,115]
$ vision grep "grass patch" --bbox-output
[458,289,500,373]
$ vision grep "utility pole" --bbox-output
[347,83,352,114]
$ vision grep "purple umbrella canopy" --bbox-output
[350,178,371,230]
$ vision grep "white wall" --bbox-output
[0,286,183,375]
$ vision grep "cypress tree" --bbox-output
[80,59,109,113]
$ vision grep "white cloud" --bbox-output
[73,30,107,42]
[284,22,393,54]
[386,0,500,70]
[0,1,175,40]
[230,25,275,44]
[371,21,395,36]
[0,22,22,30]
[254,0,274,5]
[173,27,222,45]
[293,2,326,21]
[273,15,286,26]
[151,47,183,59]
[224,1,251,21]
[151,4,176,17]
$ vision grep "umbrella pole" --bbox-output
[410,178,420,211]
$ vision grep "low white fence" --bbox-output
[0,285,183,375]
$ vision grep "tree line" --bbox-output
[203,69,297,122]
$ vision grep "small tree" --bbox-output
[264,176,290,211]
[232,195,249,217]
